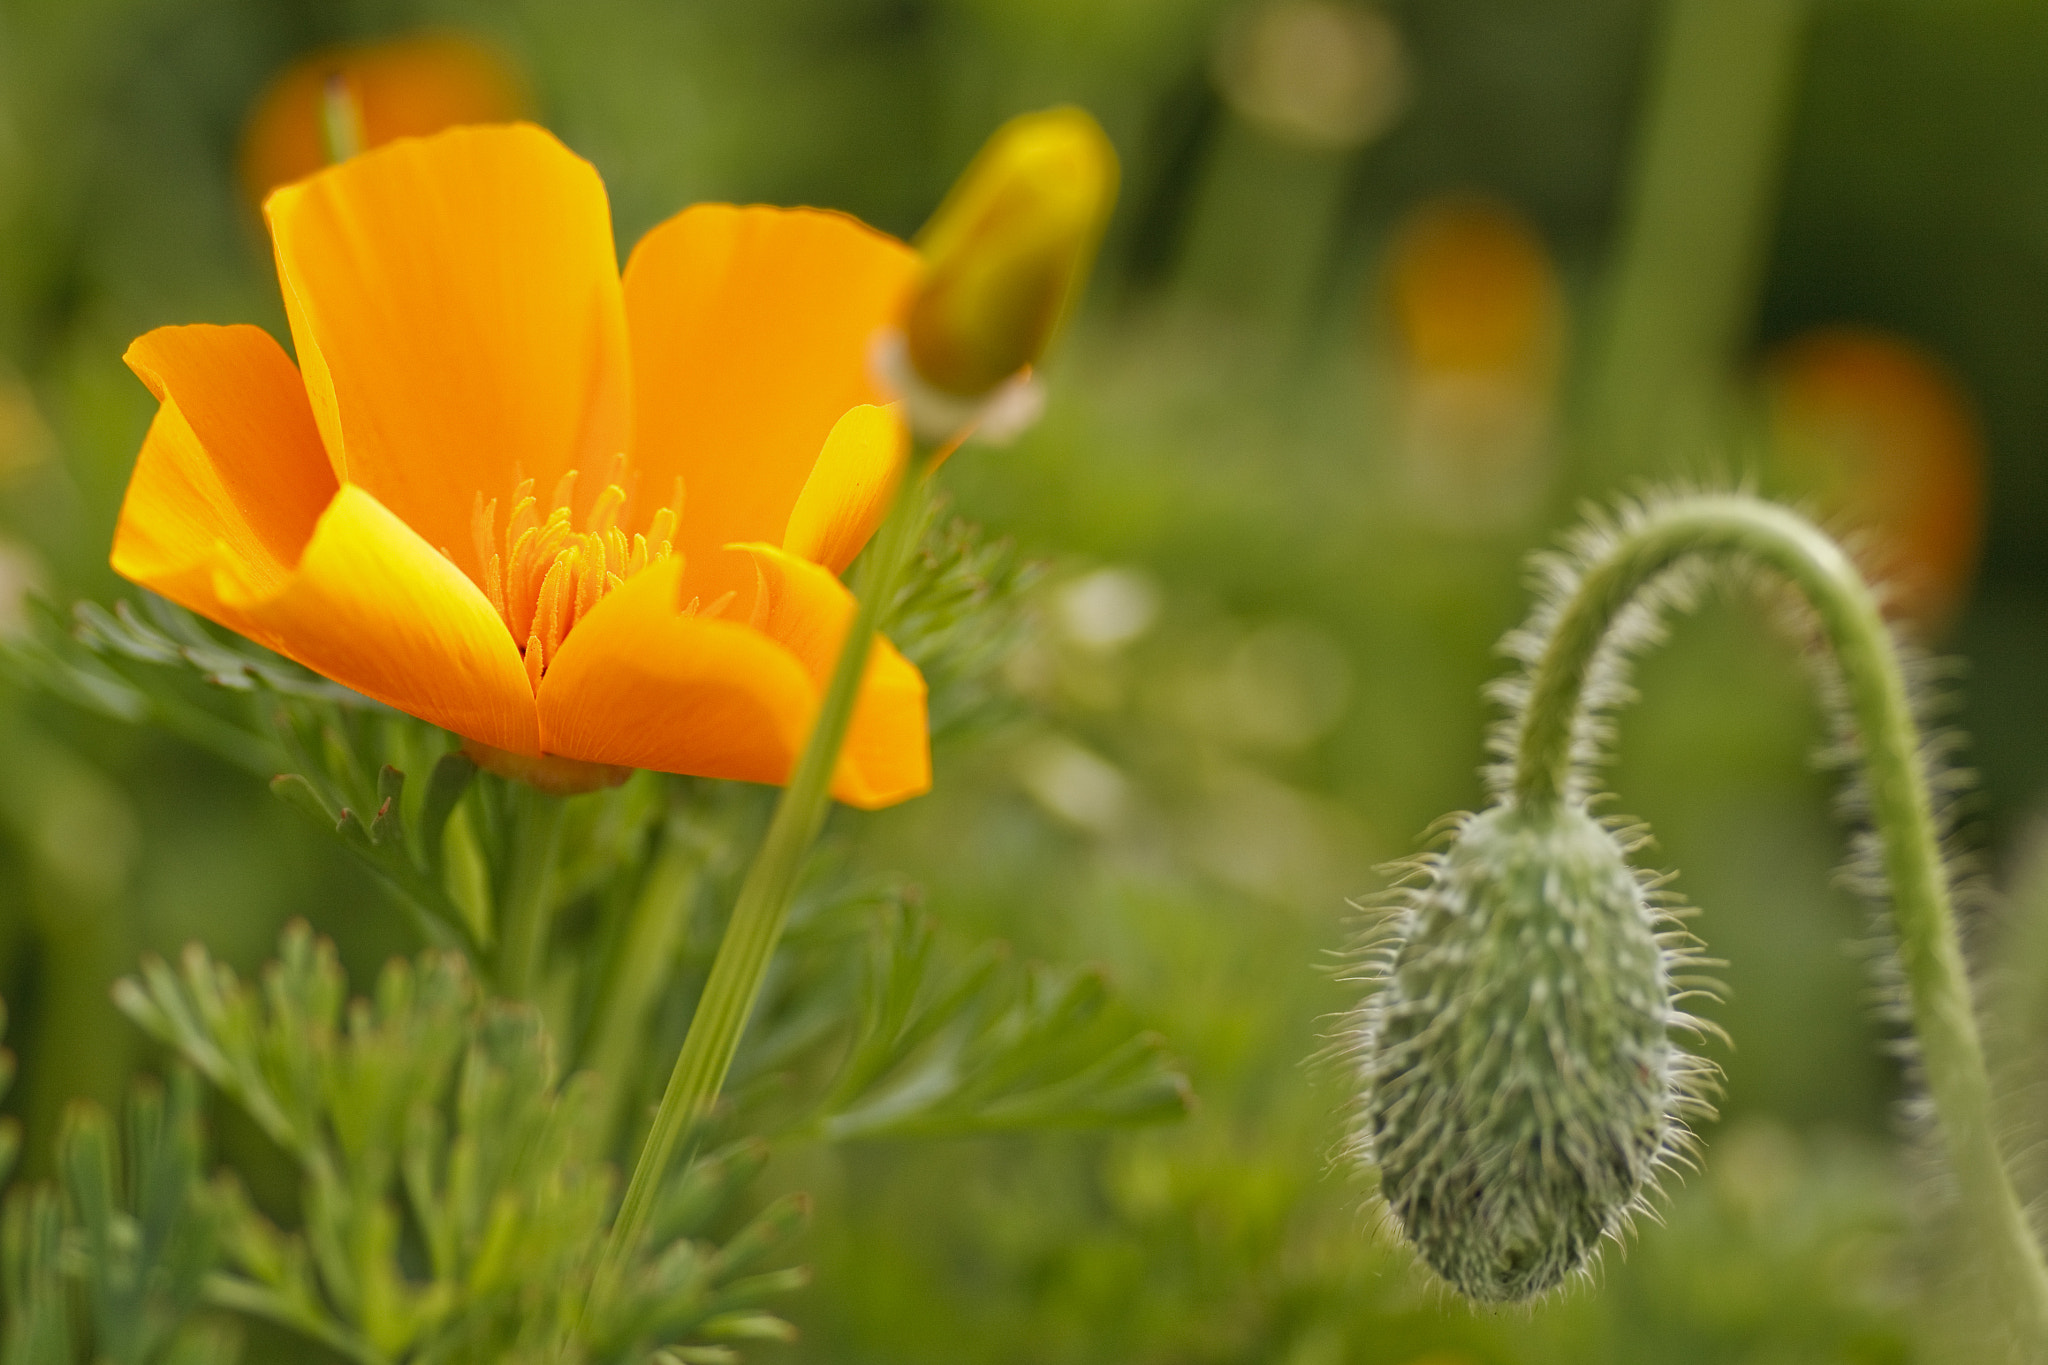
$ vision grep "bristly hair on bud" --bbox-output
[1338,489,1761,1304]
[1344,800,1721,1303]
[1336,485,2012,1311]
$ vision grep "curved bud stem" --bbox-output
[1511,493,2048,1347]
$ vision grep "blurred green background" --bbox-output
[12,0,2048,1359]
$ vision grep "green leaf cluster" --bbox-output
[0,1006,235,1365]
[2,518,1190,1361]
[799,903,1191,1141]
[114,926,804,1365]
[886,511,1041,743]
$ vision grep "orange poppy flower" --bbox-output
[113,123,930,808]
[239,33,527,205]
[1380,195,1562,529]
[1386,196,1560,379]
[1764,326,1984,630]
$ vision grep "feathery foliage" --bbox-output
[0,1006,237,1365]
[114,924,806,1365]
[799,900,1191,1141]
[887,510,1042,744]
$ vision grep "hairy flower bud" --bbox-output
[904,107,1118,398]
[1357,801,1690,1302]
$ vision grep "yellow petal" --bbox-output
[622,204,918,572]
[265,123,631,586]
[112,324,338,636]
[217,484,539,755]
[781,403,906,574]
[537,554,817,785]
[731,543,931,809]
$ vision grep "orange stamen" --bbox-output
[587,483,626,536]
[474,459,680,688]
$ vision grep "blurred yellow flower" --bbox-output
[115,123,929,805]
[1213,0,1409,150]
[239,33,527,204]
[904,106,1118,398]
[0,369,53,483]
[1765,325,1984,629]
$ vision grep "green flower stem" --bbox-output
[600,439,936,1274]
[319,73,364,163]
[1584,0,1809,483]
[495,786,569,1001]
[1513,494,2048,1343]
[584,826,704,1150]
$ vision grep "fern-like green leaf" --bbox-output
[116,927,804,1365]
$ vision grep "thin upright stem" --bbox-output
[496,786,569,1002]
[583,825,704,1151]
[1512,494,2048,1349]
[1583,0,1808,482]
[598,441,935,1279]
[319,73,364,163]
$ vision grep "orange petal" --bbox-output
[239,35,528,206]
[537,554,816,785]
[833,636,929,809]
[112,324,339,637]
[781,403,907,574]
[731,543,931,809]
[265,123,630,586]
[621,204,919,572]
[216,484,539,755]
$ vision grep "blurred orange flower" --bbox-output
[1765,326,1984,629]
[1387,197,1559,377]
[1382,195,1563,529]
[239,33,526,205]
[114,123,930,807]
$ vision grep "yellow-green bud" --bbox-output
[1356,802,1699,1302]
[904,106,1119,398]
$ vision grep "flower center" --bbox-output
[471,461,683,688]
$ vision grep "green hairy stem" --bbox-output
[596,440,936,1286]
[1511,494,2048,1345]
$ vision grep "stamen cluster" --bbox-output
[471,462,682,686]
